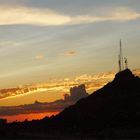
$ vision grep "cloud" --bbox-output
[107,7,140,21]
[0,41,20,46]
[0,6,139,26]
[133,69,140,77]
[35,54,44,60]
[0,69,139,101]
[0,71,115,100]
[0,84,88,116]
[63,51,78,56]
[64,84,88,102]
[0,6,71,26]
[0,100,67,116]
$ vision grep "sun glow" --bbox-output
[1,112,59,123]
[0,6,139,26]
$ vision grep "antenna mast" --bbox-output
[118,54,121,72]
[124,57,128,69]
[118,40,128,72]
[120,40,124,70]
[118,40,124,72]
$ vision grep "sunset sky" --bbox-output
[0,0,140,122]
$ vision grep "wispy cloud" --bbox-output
[0,71,115,100]
[0,6,139,26]
[63,51,78,56]
[0,41,19,46]
[0,69,140,106]
[0,6,71,26]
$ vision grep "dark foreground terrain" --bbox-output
[1,69,140,139]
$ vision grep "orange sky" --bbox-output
[1,112,59,123]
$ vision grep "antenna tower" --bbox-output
[118,40,124,72]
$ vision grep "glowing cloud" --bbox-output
[108,7,140,21]
[0,6,139,26]
[63,51,78,56]
[0,6,71,26]
[0,71,115,102]
[35,54,44,60]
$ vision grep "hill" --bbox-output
[46,69,140,138]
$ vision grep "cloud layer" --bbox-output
[0,71,115,101]
[0,69,139,103]
[0,84,88,116]
[0,6,139,26]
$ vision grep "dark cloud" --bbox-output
[64,84,88,101]
[0,84,88,116]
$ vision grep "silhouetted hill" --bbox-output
[46,69,140,138]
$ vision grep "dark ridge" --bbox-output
[47,69,140,138]
[115,69,134,79]
[113,69,135,84]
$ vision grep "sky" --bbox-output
[0,0,140,122]
[0,0,139,88]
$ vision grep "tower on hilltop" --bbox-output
[118,40,128,72]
